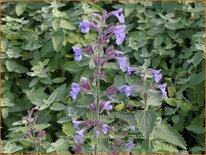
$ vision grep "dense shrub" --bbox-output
[1,1,205,154]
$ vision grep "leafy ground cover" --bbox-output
[1,1,205,154]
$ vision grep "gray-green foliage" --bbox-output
[1,1,204,154]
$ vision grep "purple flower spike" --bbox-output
[104,101,113,111]
[129,126,135,131]
[73,47,82,62]
[117,57,128,72]
[125,141,135,152]
[157,83,167,96]
[111,8,125,23]
[72,119,82,129]
[102,124,108,134]
[152,70,162,83]
[118,85,133,97]
[70,83,81,101]
[79,20,92,33]
[114,25,126,45]
[80,77,91,91]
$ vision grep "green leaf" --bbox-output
[115,102,124,111]
[154,35,164,48]
[193,52,203,66]
[147,90,163,107]
[153,140,179,153]
[135,110,157,136]
[52,29,64,52]
[60,19,76,30]
[15,2,27,16]
[2,142,23,154]
[50,103,66,111]
[188,71,204,87]
[26,87,48,106]
[164,98,177,107]
[63,61,82,73]
[151,122,187,149]
[5,61,28,73]
[62,122,75,137]
[76,94,95,107]
[34,123,51,132]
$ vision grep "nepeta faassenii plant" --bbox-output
[69,8,186,154]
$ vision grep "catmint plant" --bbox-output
[22,107,46,153]
[69,8,170,154]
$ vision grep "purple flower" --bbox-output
[116,51,124,57]
[111,8,125,23]
[70,83,81,101]
[129,126,135,131]
[118,85,133,97]
[72,47,82,62]
[80,77,91,91]
[117,57,128,72]
[79,20,92,33]
[102,124,108,134]
[127,67,135,75]
[152,70,162,83]
[157,83,167,96]
[125,141,135,152]
[76,128,86,137]
[104,101,113,111]
[74,134,83,144]
[114,25,126,45]
[72,119,82,129]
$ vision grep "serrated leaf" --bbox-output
[151,122,187,149]
[135,110,157,136]
[153,140,179,153]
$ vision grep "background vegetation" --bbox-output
[1,1,205,154]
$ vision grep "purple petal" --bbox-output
[70,83,81,101]
[152,70,162,83]
[125,141,135,152]
[72,47,82,62]
[118,85,133,97]
[157,83,167,96]
[117,57,128,72]
[114,25,126,45]
[129,126,135,131]
[111,8,125,23]
[102,124,108,134]
[79,20,92,33]
[104,101,113,111]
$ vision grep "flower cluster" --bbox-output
[69,7,168,154]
